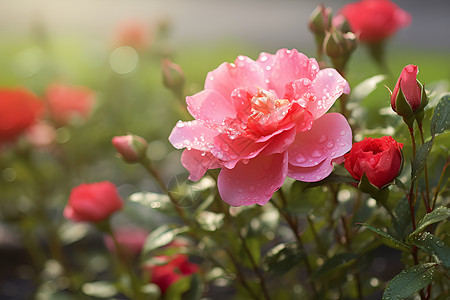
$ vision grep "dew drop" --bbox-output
[200,152,206,156]
[176,121,185,128]
[311,150,322,158]
[266,66,272,71]
[318,135,327,143]
[242,159,249,164]
[340,130,346,136]
[260,55,268,62]
[328,72,334,77]
[296,155,306,163]
[326,141,335,148]
[221,144,229,151]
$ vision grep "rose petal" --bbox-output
[217,153,288,206]
[204,56,267,100]
[187,90,236,127]
[181,149,221,181]
[288,113,352,167]
[288,157,337,182]
[268,49,319,98]
[308,68,348,119]
[169,120,218,151]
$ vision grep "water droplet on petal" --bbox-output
[176,121,185,128]
[311,150,322,158]
[296,155,306,163]
[326,141,335,149]
[340,130,346,136]
[318,135,327,143]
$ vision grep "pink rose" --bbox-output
[391,64,422,113]
[338,0,411,43]
[64,181,123,223]
[344,136,403,189]
[45,83,95,125]
[0,88,43,145]
[169,49,352,206]
[144,253,198,293]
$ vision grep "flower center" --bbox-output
[250,88,289,115]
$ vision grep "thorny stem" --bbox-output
[408,126,417,232]
[329,185,363,300]
[104,222,145,300]
[224,248,261,300]
[273,189,319,297]
[432,156,449,210]
[237,230,272,300]
[418,124,431,211]
[140,157,190,225]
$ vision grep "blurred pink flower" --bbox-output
[337,0,411,43]
[104,227,148,260]
[64,181,123,223]
[45,83,95,126]
[169,49,352,206]
[114,19,152,51]
[144,253,198,294]
[0,88,43,146]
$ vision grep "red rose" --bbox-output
[104,227,148,260]
[144,253,198,293]
[0,88,43,145]
[64,181,123,223]
[391,64,423,114]
[46,83,95,126]
[344,136,403,189]
[338,0,411,43]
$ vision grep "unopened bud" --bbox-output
[112,134,148,163]
[324,29,358,73]
[308,5,332,34]
[162,59,185,96]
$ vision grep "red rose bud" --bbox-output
[144,253,198,294]
[338,0,411,43]
[390,65,428,126]
[64,181,123,223]
[0,88,43,145]
[344,136,403,189]
[112,134,148,163]
[104,227,148,260]
[162,59,185,96]
[308,4,332,34]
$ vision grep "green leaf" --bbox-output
[164,275,192,300]
[431,93,450,136]
[392,196,412,241]
[411,206,450,236]
[411,232,450,270]
[305,172,357,188]
[349,74,386,104]
[358,223,410,251]
[142,225,188,256]
[82,281,118,298]
[382,263,437,300]
[264,242,305,275]
[128,192,171,210]
[195,211,224,231]
[311,253,358,280]
[411,138,434,182]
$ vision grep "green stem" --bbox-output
[273,190,318,297]
[418,125,431,212]
[103,222,145,300]
[431,156,449,210]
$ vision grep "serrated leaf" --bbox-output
[411,206,450,236]
[349,74,386,103]
[392,196,412,241]
[82,281,118,298]
[311,253,358,280]
[264,242,305,275]
[382,263,437,300]
[411,232,450,270]
[431,94,450,136]
[142,225,188,256]
[411,138,434,182]
[358,223,410,251]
